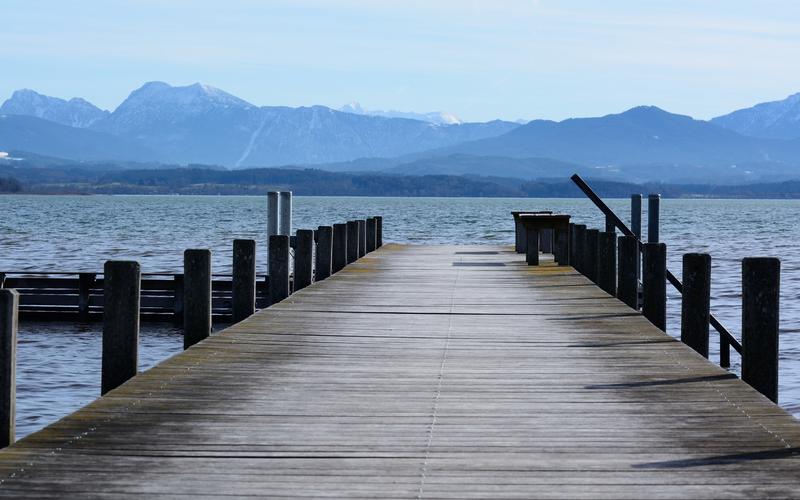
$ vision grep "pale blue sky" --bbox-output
[2,0,799,122]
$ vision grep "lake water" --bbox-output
[1,195,799,438]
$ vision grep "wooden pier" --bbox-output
[0,244,799,498]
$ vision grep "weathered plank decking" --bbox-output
[1,244,800,498]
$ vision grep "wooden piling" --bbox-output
[526,228,539,265]
[647,194,660,243]
[172,274,184,326]
[232,239,256,323]
[742,257,780,403]
[358,220,367,258]
[183,250,212,349]
[0,289,18,448]
[605,215,616,234]
[681,253,711,358]
[294,230,314,292]
[617,235,639,310]
[346,221,359,264]
[375,216,383,247]
[101,261,140,395]
[78,273,95,321]
[279,191,292,236]
[333,223,348,272]
[366,218,377,253]
[597,231,616,296]
[315,226,333,281]
[642,242,667,332]
[267,191,279,242]
[555,225,570,265]
[585,229,599,283]
[515,219,524,253]
[268,235,290,305]
[568,223,577,265]
[631,194,642,239]
[573,224,587,274]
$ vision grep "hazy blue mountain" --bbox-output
[429,106,798,167]
[87,82,519,167]
[712,92,800,140]
[0,89,109,128]
[339,101,462,125]
[0,115,152,161]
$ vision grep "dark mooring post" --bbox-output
[268,235,290,305]
[585,229,599,283]
[681,253,711,358]
[333,223,348,272]
[631,194,642,239]
[647,194,660,243]
[597,231,616,296]
[0,289,18,448]
[573,224,587,274]
[78,273,96,321]
[605,215,615,234]
[183,250,212,350]
[617,235,639,309]
[346,221,359,264]
[366,218,377,253]
[526,227,539,265]
[742,257,780,403]
[540,229,553,254]
[102,260,141,395]
[358,220,367,258]
[232,239,256,323]
[568,223,577,265]
[375,216,383,247]
[316,226,333,281]
[642,243,667,331]
[294,229,314,292]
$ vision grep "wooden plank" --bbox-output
[1,244,799,498]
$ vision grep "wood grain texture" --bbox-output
[1,244,799,498]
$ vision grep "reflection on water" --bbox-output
[1,195,799,437]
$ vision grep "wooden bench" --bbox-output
[518,213,571,265]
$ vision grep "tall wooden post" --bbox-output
[526,227,539,265]
[316,226,333,281]
[568,223,577,266]
[78,273,96,322]
[279,191,292,236]
[573,224,587,274]
[642,243,667,332]
[366,218,377,253]
[597,231,616,296]
[681,253,711,358]
[358,220,366,258]
[102,261,141,395]
[617,235,639,309]
[294,229,314,291]
[375,216,383,247]
[267,191,279,245]
[647,194,660,243]
[631,194,642,239]
[585,229,599,283]
[268,235,290,305]
[232,239,256,323]
[333,223,348,272]
[742,257,780,403]
[183,250,212,349]
[346,221,359,264]
[0,289,18,448]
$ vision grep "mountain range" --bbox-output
[2,82,800,183]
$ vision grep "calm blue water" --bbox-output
[1,195,798,438]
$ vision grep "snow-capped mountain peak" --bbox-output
[0,89,108,128]
[339,101,463,125]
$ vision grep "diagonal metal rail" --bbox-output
[570,174,742,355]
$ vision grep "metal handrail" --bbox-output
[570,174,742,354]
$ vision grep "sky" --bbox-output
[1,0,800,122]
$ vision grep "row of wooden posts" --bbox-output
[564,190,781,404]
[0,214,383,448]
